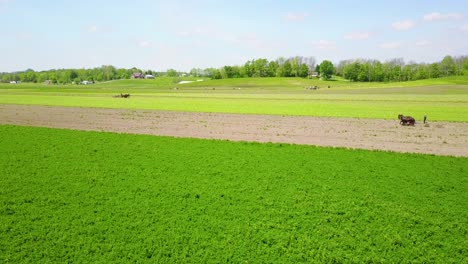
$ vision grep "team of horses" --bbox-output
[113,93,130,98]
[398,114,415,126]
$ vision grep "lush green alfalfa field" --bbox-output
[1,125,467,263]
[1,76,468,121]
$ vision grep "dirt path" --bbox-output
[1,104,467,157]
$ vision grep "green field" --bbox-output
[1,125,467,263]
[1,77,468,121]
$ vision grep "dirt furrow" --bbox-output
[1,104,467,157]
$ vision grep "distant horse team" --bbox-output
[113,93,130,98]
[398,114,415,126]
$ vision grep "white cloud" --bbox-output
[423,12,464,21]
[379,42,402,49]
[391,20,415,30]
[462,25,468,31]
[344,31,372,40]
[311,40,336,49]
[415,40,430,47]
[87,25,98,33]
[139,41,152,47]
[285,12,309,22]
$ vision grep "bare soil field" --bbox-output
[1,104,467,157]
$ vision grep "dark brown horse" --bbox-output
[398,114,415,126]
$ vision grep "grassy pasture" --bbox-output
[2,76,468,91]
[178,76,468,90]
[0,77,467,121]
[0,125,467,262]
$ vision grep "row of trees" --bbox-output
[2,55,467,84]
[337,56,468,82]
[189,55,468,82]
[189,56,318,79]
[0,66,159,84]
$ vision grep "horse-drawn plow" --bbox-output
[398,114,415,126]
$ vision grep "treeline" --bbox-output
[190,56,317,79]
[0,65,159,84]
[191,55,468,82]
[0,56,318,84]
[1,55,467,84]
[336,55,468,82]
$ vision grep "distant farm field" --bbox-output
[1,125,467,263]
[0,77,468,121]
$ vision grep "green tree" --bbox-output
[283,61,292,77]
[222,66,233,78]
[357,62,369,82]
[190,68,204,77]
[37,72,49,83]
[220,67,227,79]
[463,57,468,75]
[70,70,78,82]
[282,61,292,77]
[1,74,11,83]
[299,63,309,78]
[343,62,359,81]
[116,68,130,79]
[243,61,254,77]
[290,57,299,77]
[253,58,268,77]
[315,64,320,75]
[166,69,178,77]
[429,63,440,78]
[212,69,222,79]
[275,66,284,77]
[372,61,384,82]
[319,60,334,80]
[439,55,456,77]
[49,71,58,84]
[102,65,116,81]
[267,61,279,77]
[222,66,241,78]
[203,68,218,78]
[58,70,70,84]
[413,64,428,80]
[239,66,248,77]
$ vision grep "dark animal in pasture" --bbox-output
[306,86,319,90]
[398,114,415,126]
[113,93,130,98]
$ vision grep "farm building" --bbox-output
[309,71,319,78]
[145,74,155,79]
[132,72,144,79]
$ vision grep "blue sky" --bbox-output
[1,0,467,72]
